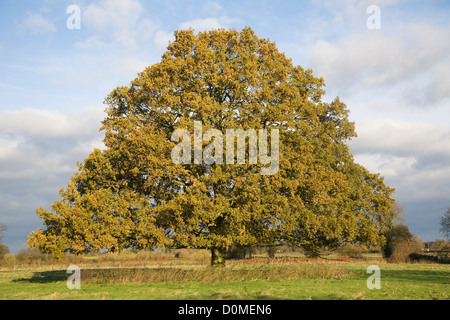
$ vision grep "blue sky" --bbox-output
[1,0,450,253]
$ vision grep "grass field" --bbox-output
[1,251,448,300]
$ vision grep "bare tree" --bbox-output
[0,223,9,258]
[439,208,450,240]
[0,223,6,243]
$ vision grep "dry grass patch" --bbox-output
[81,263,352,285]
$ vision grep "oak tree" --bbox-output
[28,27,396,265]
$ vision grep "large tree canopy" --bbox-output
[28,27,396,264]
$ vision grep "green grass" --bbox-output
[1,261,448,300]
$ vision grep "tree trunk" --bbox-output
[210,247,226,266]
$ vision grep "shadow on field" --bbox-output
[12,268,145,284]
[13,264,352,285]
[12,268,207,284]
[13,270,67,284]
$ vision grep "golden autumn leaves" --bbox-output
[27,27,396,264]
[171,120,279,175]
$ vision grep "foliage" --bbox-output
[382,223,423,262]
[27,27,396,265]
[424,239,449,250]
[15,247,55,265]
[0,245,8,259]
[387,236,423,263]
[382,224,412,258]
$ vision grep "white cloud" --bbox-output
[75,36,108,49]
[82,0,153,47]
[425,60,450,103]
[179,16,241,32]
[19,12,56,35]
[0,106,105,196]
[354,151,450,207]
[0,107,106,168]
[353,153,417,178]
[0,107,105,139]
[154,30,174,52]
[201,0,224,16]
[309,23,450,104]
[180,18,225,31]
[76,0,166,65]
[116,57,150,76]
[349,118,450,207]
[0,137,22,161]
[83,0,143,31]
[349,119,450,158]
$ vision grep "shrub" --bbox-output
[387,237,423,263]
[0,244,9,259]
[16,247,56,265]
[382,224,416,258]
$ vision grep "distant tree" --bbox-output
[27,27,397,266]
[426,239,448,250]
[0,223,5,242]
[382,223,415,258]
[0,223,9,258]
[439,208,450,240]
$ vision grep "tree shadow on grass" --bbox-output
[13,270,67,284]
[12,267,201,285]
[11,268,143,284]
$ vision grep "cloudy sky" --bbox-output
[0,0,449,253]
